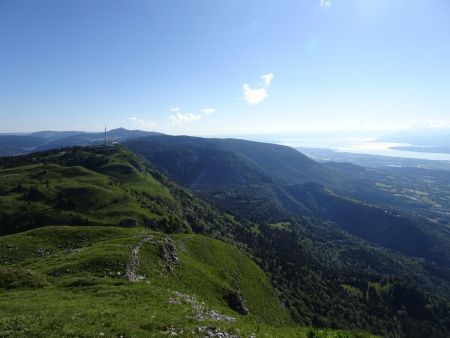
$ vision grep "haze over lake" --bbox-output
[269,136,450,161]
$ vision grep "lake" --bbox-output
[272,137,450,161]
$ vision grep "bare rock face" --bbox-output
[160,236,179,271]
[224,290,249,315]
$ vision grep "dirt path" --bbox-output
[126,233,152,281]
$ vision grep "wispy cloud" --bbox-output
[200,108,216,115]
[129,117,157,130]
[243,73,274,105]
[169,111,202,126]
[320,0,331,8]
[168,107,217,126]
[261,73,274,86]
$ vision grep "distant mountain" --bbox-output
[0,128,163,156]
[28,130,86,141]
[0,135,47,156]
[36,128,163,151]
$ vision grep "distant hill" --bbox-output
[0,128,163,156]
[29,130,86,141]
[0,135,47,156]
[125,135,333,186]
[36,128,163,151]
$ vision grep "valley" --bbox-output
[1,137,450,337]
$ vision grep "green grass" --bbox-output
[0,145,232,234]
[0,146,380,337]
[0,226,377,338]
[0,156,164,229]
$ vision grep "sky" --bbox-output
[1,0,450,135]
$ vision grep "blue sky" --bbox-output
[1,0,449,135]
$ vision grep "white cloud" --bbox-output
[200,108,216,115]
[169,112,202,126]
[242,73,274,105]
[261,73,274,86]
[243,84,268,105]
[320,0,331,8]
[129,117,157,130]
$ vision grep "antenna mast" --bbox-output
[104,125,107,146]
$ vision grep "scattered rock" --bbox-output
[195,326,239,338]
[125,233,152,281]
[35,247,51,256]
[168,291,235,322]
[161,325,183,336]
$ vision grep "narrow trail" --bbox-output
[126,233,152,281]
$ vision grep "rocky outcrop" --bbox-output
[160,236,179,271]
[224,290,249,315]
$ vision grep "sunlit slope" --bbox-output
[0,226,374,337]
[0,145,236,235]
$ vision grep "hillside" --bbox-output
[0,145,236,236]
[125,135,450,267]
[1,226,328,337]
[286,183,450,266]
[1,145,450,337]
[122,136,450,337]
[125,135,333,187]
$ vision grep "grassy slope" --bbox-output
[0,145,241,236]
[0,146,378,337]
[0,147,166,232]
[0,226,374,338]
